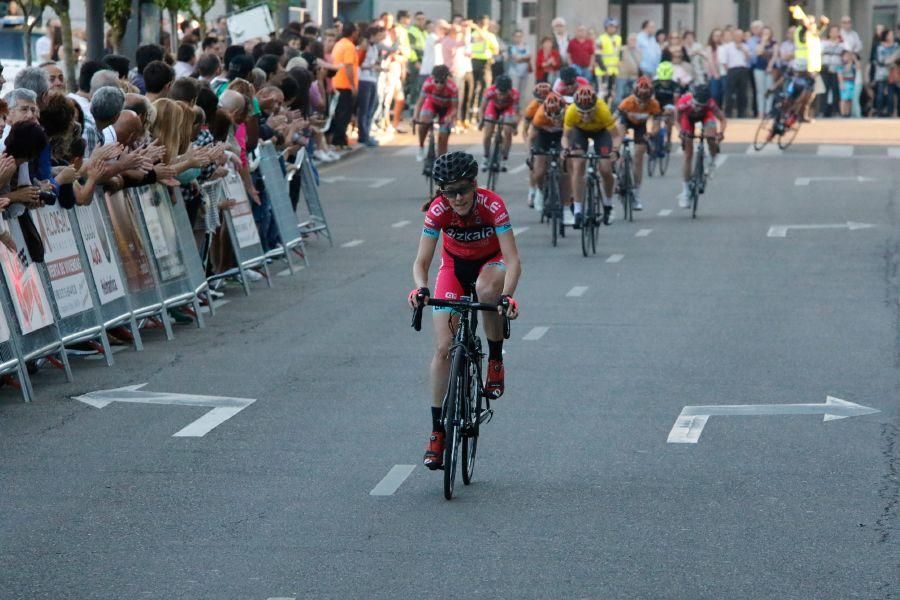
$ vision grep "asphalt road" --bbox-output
[0,123,898,600]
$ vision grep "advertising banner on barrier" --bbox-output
[0,222,54,334]
[223,174,262,249]
[34,204,93,318]
[74,203,126,305]
[135,185,187,282]
[104,190,155,293]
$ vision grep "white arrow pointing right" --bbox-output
[767,222,875,237]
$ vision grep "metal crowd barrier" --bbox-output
[292,147,332,246]
[0,154,328,401]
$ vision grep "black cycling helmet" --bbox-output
[495,74,512,92]
[433,151,479,186]
[690,82,711,104]
[431,64,450,84]
[559,66,577,85]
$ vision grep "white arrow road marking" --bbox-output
[635,228,653,237]
[817,144,854,157]
[667,396,880,444]
[606,254,624,263]
[513,226,529,236]
[714,154,728,168]
[341,239,365,247]
[767,222,875,237]
[370,465,416,496]
[391,220,411,228]
[794,176,876,186]
[73,384,256,437]
[523,326,549,341]
[658,209,672,216]
[509,163,529,174]
[566,286,588,297]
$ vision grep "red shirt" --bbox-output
[536,47,562,81]
[483,86,519,111]
[552,76,590,97]
[566,38,595,68]
[423,189,512,260]
[421,77,459,109]
[676,93,718,131]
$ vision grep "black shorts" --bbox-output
[618,118,649,144]
[566,128,613,154]
[532,129,563,153]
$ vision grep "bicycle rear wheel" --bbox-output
[778,120,800,150]
[581,183,593,257]
[548,186,559,247]
[691,149,703,219]
[753,116,775,151]
[591,179,601,254]
[659,140,670,175]
[443,347,466,499]
[646,140,657,177]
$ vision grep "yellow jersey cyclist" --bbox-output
[408,151,522,470]
[527,92,566,212]
[562,86,622,228]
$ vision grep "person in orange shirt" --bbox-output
[616,76,660,210]
[327,23,360,148]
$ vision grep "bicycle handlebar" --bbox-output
[411,298,511,339]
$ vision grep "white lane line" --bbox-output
[369,178,395,188]
[513,226,529,236]
[466,144,485,155]
[635,228,653,237]
[341,239,365,248]
[198,299,231,314]
[267,597,296,600]
[606,254,624,263]
[523,326,549,341]
[817,144,853,157]
[714,154,728,168]
[566,286,588,297]
[746,144,783,155]
[172,406,249,437]
[276,266,305,277]
[658,209,672,216]
[370,465,416,496]
[391,220,411,228]
[393,146,419,156]
[509,163,528,174]
[888,148,900,158]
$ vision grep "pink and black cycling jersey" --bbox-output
[421,77,459,110]
[676,93,718,130]
[552,76,590,97]
[423,188,512,261]
[482,86,519,112]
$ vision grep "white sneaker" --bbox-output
[527,187,535,206]
[632,195,643,211]
[313,149,330,162]
[326,150,341,161]
[533,188,544,212]
[244,269,264,282]
[677,191,690,209]
[563,208,575,226]
[416,147,425,162]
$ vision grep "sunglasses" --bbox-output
[439,182,475,200]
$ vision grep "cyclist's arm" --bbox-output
[412,94,426,121]
[497,230,522,298]
[561,126,572,151]
[608,123,623,153]
[446,97,459,123]
[412,233,439,289]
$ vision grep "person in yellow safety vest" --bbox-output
[404,11,427,107]
[788,4,827,121]
[594,17,622,105]
[470,16,500,120]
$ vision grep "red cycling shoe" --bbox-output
[485,359,505,398]
[423,431,445,470]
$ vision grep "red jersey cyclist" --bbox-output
[408,152,522,470]
[674,83,726,208]
[413,65,459,161]
[553,65,590,100]
[478,74,520,172]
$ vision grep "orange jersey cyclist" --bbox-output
[616,76,662,211]
[527,92,566,211]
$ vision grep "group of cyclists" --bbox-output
[407,22,881,469]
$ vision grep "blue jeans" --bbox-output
[356,80,377,142]
[875,81,896,116]
[710,76,724,107]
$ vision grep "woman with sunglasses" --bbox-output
[408,151,522,471]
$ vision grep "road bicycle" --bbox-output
[616,137,636,223]
[646,116,670,176]
[682,130,711,219]
[579,150,615,256]
[753,88,801,151]
[414,120,438,202]
[481,118,507,191]
[532,146,565,247]
[412,293,511,500]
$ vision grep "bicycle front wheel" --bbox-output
[443,347,466,499]
[753,116,775,151]
[461,350,481,485]
[591,179,601,254]
[778,120,800,150]
[581,184,593,257]
[659,141,670,175]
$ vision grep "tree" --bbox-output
[189,0,216,37]
[44,0,76,92]
[156,0,191,53]
[105,0,131,53]
[19,0,44,65]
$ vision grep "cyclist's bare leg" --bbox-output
[437,131,450,156]
[598,159,614,206]
[532,155,547,188]
[417,119,430,148]
[483,121,495,158]
[475,265,505,343]
[633,142,646,188]
[430,311,459,407]
[569,152,586,207]
[681,137,694,182]
[501,122,516,159]
[704,123,719,158]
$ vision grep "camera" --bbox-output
[38,190,57,205]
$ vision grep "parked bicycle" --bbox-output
[411,293,511,500]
